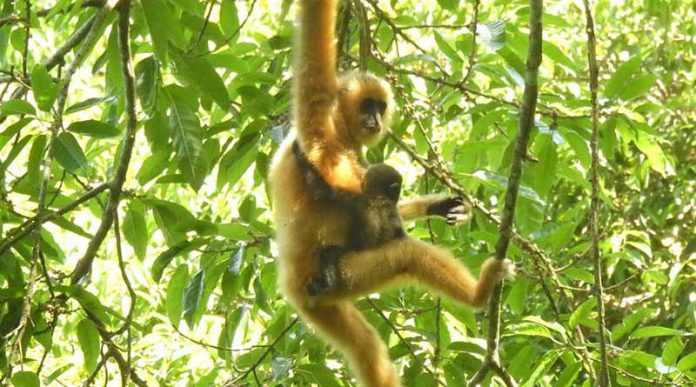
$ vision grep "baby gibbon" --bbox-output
[293,140,405,295]
[268,1,514,386]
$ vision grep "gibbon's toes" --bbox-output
[499,259,516,280]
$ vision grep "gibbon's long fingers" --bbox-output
[335,238,498,307]
[298,302,401,387]
[397,194,449,221]
[295,0,338,143]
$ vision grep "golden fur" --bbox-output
[268,1,513,386]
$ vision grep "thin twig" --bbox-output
[0,183,109,256]
[112,211,136,380]
[462,0,480,84]
[367,299,445,386]
[199,0,258,56]
[470,0,543,383]
[190,0,216,53]
[230,318,299,385]
[22,0,31,78]
[71,0,139,284]
[582,0,610,384]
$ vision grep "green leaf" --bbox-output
[123,204,148,261]
[76,319,101,372]
[521,350,561,387]
[166,265,189,327]
[135,56,160,114]
[183,269,205,329]
[630,326,682,339]
[1,99,35,115]
[220,0,240,37]
[529,134,557,198]
[677,351,696,372]
[503,322,553,340]
[543,41,576,73]
[65,96,115,115]
[436,0,459,11]
[147,199,196,245]
[0,117,31,151]
[560,129,591,169]
[52,132,88,174]
[604,56,641,99]
[11,371,39,387]
[31,65,58,111]
[67,120,121,138]
[174,53,231,110]
[505,279,528,314]
[618,74,657,101]
[555,361,582,387]
[151,240,199,282]
[137,150,171,185]
[297,364,342,387]
[141,0,170,62]
[56,285,114,322]
[568,298,596,329]
[217,131,259,190]
[634,131,667,176]
[434,31,458,61]
[167,92,206,191]
[661,336,684,366]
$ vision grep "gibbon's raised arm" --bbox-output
[295,0,339,145]
[398,194,471,224]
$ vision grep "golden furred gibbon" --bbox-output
[268,1,514,386]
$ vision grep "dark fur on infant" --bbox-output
[292,141,405,295]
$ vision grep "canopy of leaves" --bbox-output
[0,0,693,386]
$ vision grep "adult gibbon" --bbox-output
[268,1,514,386]
[294,143,405,295]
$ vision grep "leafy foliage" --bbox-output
[0,0,694,386]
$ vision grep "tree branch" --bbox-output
[0,182,109,256]
[71,0,138,284]
[470,0,543,384]
[582,0,610,384]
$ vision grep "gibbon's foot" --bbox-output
[427,196,471,225]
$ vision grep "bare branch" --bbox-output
[71,0,139,284]
[470,0,543,384]
[582,0,610,384]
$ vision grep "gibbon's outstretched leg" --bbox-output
[297,302,400,387]
[322,238,513,307]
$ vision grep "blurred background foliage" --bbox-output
[0,0,694,385]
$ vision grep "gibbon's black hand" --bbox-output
[427,196,471,225]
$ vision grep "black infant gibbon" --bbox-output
[294,140,405,295]
[268,1,515,386]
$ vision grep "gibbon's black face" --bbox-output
[364,163,402,202]
[360,97,388,133]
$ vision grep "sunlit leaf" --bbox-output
[604,56,641,99]
[52,132,88,174]
[67,120,121,138]
[11,371,39,387]
[76,319,101,372]
[183,269,205,328]
[630,326,682,339]
[123,204,148,261]
[1,99,35,115]
[31,65,57,111]
[167,265,189,327]
[167,90,206,191]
